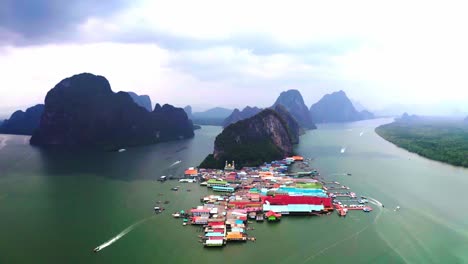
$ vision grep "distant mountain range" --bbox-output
[29,73,193,149]
[222,106,262,128]
[184,107,233,126]
[310,90,374,123]
[126,92,152,111]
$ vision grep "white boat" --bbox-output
[172,213,181,218]
[340,147,346,153]
[118,148,126,153]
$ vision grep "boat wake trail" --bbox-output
[169,160,182,167]
[367,197,383,208]
[94,216,154,252]
[301,197,385,263]
[0,136,8,150]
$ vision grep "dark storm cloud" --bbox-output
[0,0,131,45]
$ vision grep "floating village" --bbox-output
[158,156,375,248]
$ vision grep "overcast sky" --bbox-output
[1,0,467,116]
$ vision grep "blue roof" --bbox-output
[235,220,244,224]
[205,232,224,237]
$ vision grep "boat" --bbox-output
[363,207,372,212]
[172,213,180,218]
[171,187,179,191]
[394,206,400,211]
[347,173,352,176]
[159,176,167,181]
[93,247,100,253]
[164,200,170,204]
[118,148,126,153]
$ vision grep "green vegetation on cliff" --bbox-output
[200,109,297,169]
[376,120,468,168]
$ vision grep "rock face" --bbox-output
[183,105,193,119]
[272,89,316,129]
[200,109,298,169]
[222,106,262,128]
[0,104,45,135]
[273,104,303,144]
[30,73,194,148]
[126,92,152,112]
[310,90,374,123]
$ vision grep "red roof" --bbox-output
[261,195,332,207]
[265,211,281,218]
[208,222,225,226]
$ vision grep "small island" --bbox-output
[200,108,300,169]
[376,116,468,168]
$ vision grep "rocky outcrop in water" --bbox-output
[126,92,152,112]
[310,90,374,123]
[0,104,44,135]
[200,109,298,169]
[222,106,262,128]
[272,89,316,130]
[30,73,194,148]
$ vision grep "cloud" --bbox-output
[0,0,132,45]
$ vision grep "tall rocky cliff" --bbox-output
[273,104,303,144]
[30,73,194,148]
[272,89,316,129]
[0,104,44,135]
[200,109,298,169]
[222,106,262,128]
[126,92,152,112]
[310,90,374,123]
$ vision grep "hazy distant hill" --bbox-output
[310,90,374,123]
[200,108,298,169]
[222,106,262,128]
[0,104,44,135]
[191,107,233,125]
[126,92,152,112]
[183,105,193,119]
[464,116,468,123]
[272,89,316,129]
[30,73,194,149]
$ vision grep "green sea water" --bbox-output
[1,119,467,263]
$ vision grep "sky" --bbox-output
[1,0,468,117]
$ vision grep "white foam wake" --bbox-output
[94,217,153,252]
[169,160,182,167]
[0,136,8,150]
